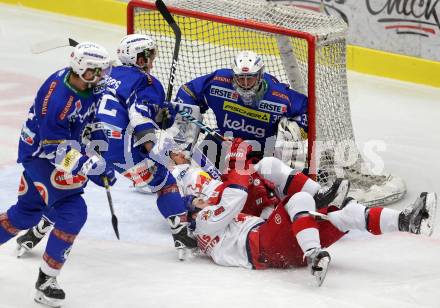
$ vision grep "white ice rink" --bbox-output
[1,4,440,308]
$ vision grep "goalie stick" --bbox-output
[31,38,79,54]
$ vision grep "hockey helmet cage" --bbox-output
[231,51,265,103]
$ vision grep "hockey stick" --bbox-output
[31,38,79,54]
[156,0,181,129]
[156,0,181,102]
[102,177,120,240]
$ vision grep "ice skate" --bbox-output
[168,214,198,261]
[34,269,65,308]
[304,248,331,287]
[16,217,52,258]
[314,178,350,209]
[399,192,437,236]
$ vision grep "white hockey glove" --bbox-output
[274,117,307,170]
[148,130,180,167]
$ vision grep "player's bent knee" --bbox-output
[255,157,292,186]
[6,204,43,230]
[54,195,88,234]
[284,192,316,221]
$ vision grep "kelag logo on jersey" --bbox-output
[209,86,238,101]
[223,114,266,138]
[258,100,287,114]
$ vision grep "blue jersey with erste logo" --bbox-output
[175,68,308,148]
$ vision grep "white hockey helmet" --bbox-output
[231,51,265,103]
[69,42,111,84]
[117,34,157,68]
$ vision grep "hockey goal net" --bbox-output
[127,0,406,206]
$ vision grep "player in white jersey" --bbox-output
[170,139,437,286]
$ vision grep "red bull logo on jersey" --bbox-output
[209,86,239,101]
[188,172,212,195]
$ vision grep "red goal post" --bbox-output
[126,0,406,206]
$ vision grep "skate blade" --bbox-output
[16,244,31,258]
[314,256,331,287]
[421,192,438,237]
[34,290,64,308]
[177,247,186,261]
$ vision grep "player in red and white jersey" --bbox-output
[170,139,437,286]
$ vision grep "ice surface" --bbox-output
[0,4,440,308]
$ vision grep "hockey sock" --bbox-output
[285,192,320,252]
[42,228,77,277]
[365,207,400,235]
[283,172,320,196]
[157,184,187,218]
[0,213,20,244]
[327,200,400,234]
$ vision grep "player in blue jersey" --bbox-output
[94,34,197,257]
[16,34,197,261]
[0,42,114,307]
[175,50,308,169]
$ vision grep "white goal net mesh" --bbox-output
[128,0,406,206]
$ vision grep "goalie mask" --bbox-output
[69,42,112,84]
[117,34,157,70]
[232,51,265,104]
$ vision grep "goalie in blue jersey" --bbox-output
[174,50,309,169]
